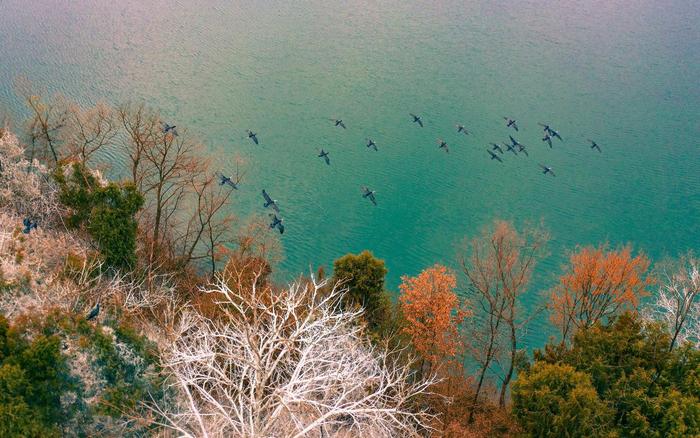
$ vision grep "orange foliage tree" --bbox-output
[549,243,654,342]
[399,264,469,377]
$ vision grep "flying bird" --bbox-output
[410,113,424,127]
[318,149,330,164]
[517,144,529,156]
[161,122,178,137]
[505,142,518,155]
[366,139,378,151]
[539,123,562,141]
[86,303,100,321]
[22,218,37,234]
[330,118,346,129]
[490,143,504,154]
[268,214,285,234]
[437,139,449,153]
[503,117,518,131]
[488,150,503,162]
[215,172,239,189]
[245,130,259,145]
[261,189,280,212]
[542,134,553,148]
[456,124,470,135]
[361,186,377,206]
[539,163,556,177]
[588,139,601,152]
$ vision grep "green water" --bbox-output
[1,0,699,348]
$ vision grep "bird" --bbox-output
[539,123,562,141]
[215,172,239,189]
[261,189,280,212]
[161,122,178,137]
[22,218,37,234]
[437,139,449,153]
[539,163,556,177]
[503,117,518,131]
[456,124,470,135]
[490,143,504,154]
[588,139,601,152]
[86,303,100,321]
[246,130,259,145]
[509,135,526,149]
[318,149,330,164]
[542,133,553,148]
[331,118,346,129]
[488,150,503,162]
[361,186,377,206]
[505,142,518,155]
[268,214,285,234]
[410,113,424,127]
[366,139,378,151]
[508,135,530,157]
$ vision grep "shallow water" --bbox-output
[1,0,699,348]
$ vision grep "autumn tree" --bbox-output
[548,243,654,343]
[460,219,548,412]
[399,264,469,377]
[646,252,700,351]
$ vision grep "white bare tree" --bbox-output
[647,253,700,350]
[152,271,437,437]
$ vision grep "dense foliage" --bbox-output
[0,310,163,437]
[55,162,143,269]
[0,314,69,437]
[332,250,392,332]
[514,312,700,437]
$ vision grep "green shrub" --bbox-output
[55,162,143,269]
[516,313,700,437]
[0,314,70,437]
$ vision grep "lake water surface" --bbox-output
[1,0,699,348]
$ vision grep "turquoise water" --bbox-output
[1,0,699,348]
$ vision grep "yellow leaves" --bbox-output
[399,264,470,368]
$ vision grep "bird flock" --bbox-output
[204,113,603,235]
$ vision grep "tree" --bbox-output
[152,274,438,437]
[332,250,390,332]
[15,77,69,165]
[399,264,469,376]
[512,362,613,438]
[533,312,700,437]
[55,162,144,269]
[548,244,653,343]
[646,252,700,350]
[460,219,548,411]
[117,103,240,273]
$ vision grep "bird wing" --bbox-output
[262,190,273,204]
[368,193,377,205]
[324,155,330,164]
[513,122,518,131]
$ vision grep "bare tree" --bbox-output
[117,104,239,272]
[460,220,548,412]
[15,77,70,165]
[151,272,438,437]
[647,252,700,350]
[64,101,118,166]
